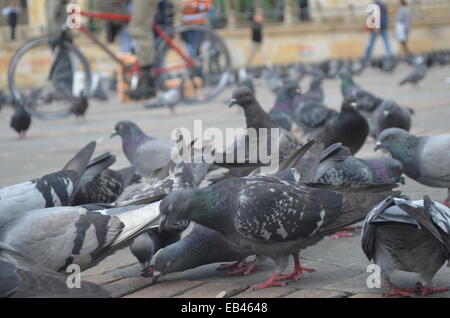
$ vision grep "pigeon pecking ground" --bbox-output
[0,62,450,298]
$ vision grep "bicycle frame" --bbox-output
[75,10,197,75]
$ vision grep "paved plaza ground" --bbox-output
[1,63,450,298]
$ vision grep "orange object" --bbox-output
[182,0,213,25]
[117,53,138,102]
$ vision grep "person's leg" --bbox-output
[126,0,158,100]
[260,43,272,68]
[246,43,259,67]
[46,0,69,37]
[364,31,378,61]
[381,29,393,57]
[11,25,15,40]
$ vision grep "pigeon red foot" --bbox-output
[227,262,261,276]
[141,265,155,278]
[217,259,252,271]
[415,283,449,296]
[443,198,449,207]
[248,273,287,291]
[278,255,315,281]
[383,284,417,297]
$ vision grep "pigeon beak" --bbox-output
[110,131,118,138]
[228,98,237,108]
[374,141,383,151]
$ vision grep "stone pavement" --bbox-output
[1,63,450,298]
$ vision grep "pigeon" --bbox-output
[303,70,325,103]
[375,128,450,206]
[153,223,253,277]
[340,71,383,114]
[315,143,405,185]
[70,153,135,206]
[159,177,399,291]
[70,92,89,120]
[310,101,369,155]
[361,196,450,297]
[399,58,427,86]
[369,99,413,139]
[0,142,96,224]
[10,104,31,139]
[130,223,188,277]
[143,81,184,114]
[268,80,300,131]
[111,121,175,179]
[265,67,283,93]
[293,100,338,137]
[0,242,110,298]
[0,202,160,273]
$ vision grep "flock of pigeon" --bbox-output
[1,49,450,298]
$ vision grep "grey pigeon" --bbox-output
[340,70,383,114]
[361,196,450,297]
[315,143,404,185]
[265,67,283,93]
[375,128,450,206]
[268,80,300,131]
[303,70,325,103]
[237,68,255,94]
[310,101,369,155]
[0,202,160,273]
[159,177,399,291]
[293,100,338,136]
[369,99,413,139]
[153,224,253,277]
[399,59,427,86]
[70,153,135,205]
[10,104,31,139]
[0,242,110,298]
[0,141,96,224]
[143,81,184,114]
[70,92,89,121]
[111,121,174,179]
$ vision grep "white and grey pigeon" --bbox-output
[159,176,399,291]
[375,128,450,206]
[0,242,110,298]
[0,141,96,224]
[361,196,450,297]
[111,121,175,179]
[0,202,160,273]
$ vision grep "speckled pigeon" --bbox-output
[0,242,110,298]
[0,141,96,224]
[310,101,369,155]
[159,177,400,291]
[361,196,450,297]
[315,143,405,185]
[111,120,174,179]
[375,128,450,206]
[0,202,160,273]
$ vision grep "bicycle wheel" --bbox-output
[8,36,91,120]
[155,25,232,104]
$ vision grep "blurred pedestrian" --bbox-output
[396,0,411,56]
[181,0,213,59]
[246,12,272,68]
[2,1,21,41]
[363,0,393,61]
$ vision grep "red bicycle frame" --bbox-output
[74,10,197,74]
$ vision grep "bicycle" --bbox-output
[8,7,233,120]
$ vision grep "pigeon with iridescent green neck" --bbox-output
[375,128,450,206]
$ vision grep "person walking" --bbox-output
[2,1,21,41]
[246,12,272,68]
[363,0,393,61]
[396,0,411,56]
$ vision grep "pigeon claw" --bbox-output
[383,284,417,297]
[217,260,251,272]
[225,262,261,276]
[141,265,155,278]
[247,273,286,291]
[415,283,449,296]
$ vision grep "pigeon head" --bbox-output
[369,158,405,184]
[153,243,187,276]
[229,87,256,108]
[374,128,413,152]
[159,189,197,232]
[111,121,144,139]
[340,101,357,113]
